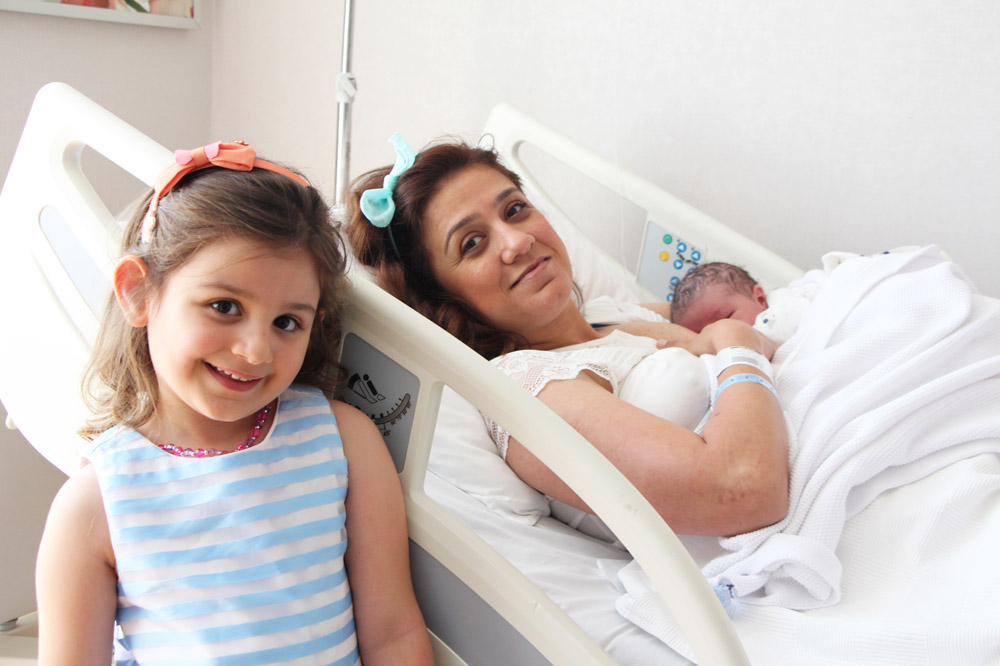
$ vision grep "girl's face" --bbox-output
[142,238,321,444]
[422,165,575,342]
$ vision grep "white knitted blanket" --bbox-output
[614,246,1000,663]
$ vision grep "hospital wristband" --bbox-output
[714,346,773,381]
[713,373,779,405]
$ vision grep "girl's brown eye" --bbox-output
[211,300,240,316]
[274,315,302,332]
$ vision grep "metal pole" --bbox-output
[334,0,356,205]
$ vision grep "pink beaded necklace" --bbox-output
[156,403,272,458]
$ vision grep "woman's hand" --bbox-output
[658,319,779,360]
[608,320,700,347]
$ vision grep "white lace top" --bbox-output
[487,299,713,457]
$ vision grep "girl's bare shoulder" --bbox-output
[44,461,114,565]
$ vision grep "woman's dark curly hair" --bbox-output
[346,139,535,359]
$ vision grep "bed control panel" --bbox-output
[635,217,706,301]
[338,333,419,473]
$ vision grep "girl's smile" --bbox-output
[206,361,264,391]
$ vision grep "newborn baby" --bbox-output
[670,262,817,344]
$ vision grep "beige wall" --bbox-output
[0,3,215,622]
[0,4,214,213]
[207,0,342,192]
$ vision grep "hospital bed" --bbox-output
[2,82,999,666]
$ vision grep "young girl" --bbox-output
[35,142,435,665]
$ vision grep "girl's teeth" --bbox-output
[216,366,252,381]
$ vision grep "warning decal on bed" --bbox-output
[339,333,419,473]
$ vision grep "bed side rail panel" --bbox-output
[0,82,170,475]
[340,278,750,665]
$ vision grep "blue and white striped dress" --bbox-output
[85,385,359,665]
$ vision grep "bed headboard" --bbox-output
[0,83,751,665]
[484,103,804,299]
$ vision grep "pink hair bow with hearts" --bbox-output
[140,141,310,243]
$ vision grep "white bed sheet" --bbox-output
[611,245,1000,664]
[423,470,692,666]
[616,451,1000,664]
[425,244,1000,665]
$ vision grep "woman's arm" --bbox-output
[36,464,118,666]
[505,319,788,537]
[333,401,435,666]
[638,301,672,321]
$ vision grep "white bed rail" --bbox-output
[0,83,749,665]
[343,277,751,665]
[0,83,172,475]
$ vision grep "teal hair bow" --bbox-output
[360,133,416,228]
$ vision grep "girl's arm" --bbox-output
[332,400,435,666]
[505,319,788,537]
[36,463,118,666]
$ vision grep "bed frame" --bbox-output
[484,102,802,299]
[0,82,801,665]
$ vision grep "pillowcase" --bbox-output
[531,197,646,306]
[427,387,550,524]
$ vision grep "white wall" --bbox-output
[211,0,999,296]
[0,4,215,212]
[3,3,996,290]
[208,0,343,189]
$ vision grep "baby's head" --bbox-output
[82,147,349,437]
[670,262,768,333]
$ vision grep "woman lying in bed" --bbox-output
[346,136,788,537]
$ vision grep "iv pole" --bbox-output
[334,0,356,206]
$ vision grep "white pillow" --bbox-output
[428,387,550,523]
[530,196,645,305]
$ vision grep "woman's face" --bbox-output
[422,165,575,341]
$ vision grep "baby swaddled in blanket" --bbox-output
[612,245,1000,664]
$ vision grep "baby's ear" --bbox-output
[113,256,151,327]
[753,284,768,308]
